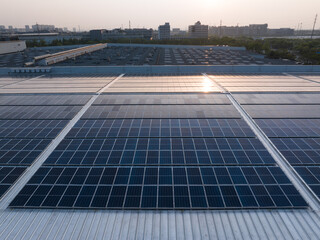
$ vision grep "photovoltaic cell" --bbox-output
[233,93,320,104]
[0,139,51,165]
[81,105,240,119]
[0,106,82,120]
[0,120,68,139]
[0,95,91,106]
[271,138,320,165]
[294,166,320,199]
[244,105,320,118]
[44,138,275,166]
[10,166,307,209]
[66,119,255,138]
[0,166,27,198]
[255,119,320,138]
[93,94,231,105]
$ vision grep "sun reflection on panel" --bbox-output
[201,77,214,93]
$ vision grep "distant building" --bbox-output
[25,25,30,32]
[188,21,208,38]
[209,24,294,37]
[171,28,181,36]
[125,28,153,39]
[90,30,106,41]
[90,28,153,41]
[73,28,77,32]
[158,23,171,40]
[268,28,295,36]
[16,33,82,44]
[63,27,68,32]
[209,26,250,37]
[32,24,55,32]
[249,24,268,36]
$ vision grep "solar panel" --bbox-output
[271,138,320,165]
[66,119,255,138]
[82,105,240,119]
[0,106,82,120]
[234,93,320,104]
[244,105,320,118]
[0,95,91,106]
[94,94,231,105]
[43,138,275,166]
[0,139,51,165]
[0,120,68,138]
[255,119,320,138]
[294,166,320,199]
[0,166,27,198]
[10,166,307,209]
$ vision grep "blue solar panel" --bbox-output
[0,106,82,120]
[0,166,27,198]
[271,138,320,165]
[81,105,239,119]
[295,166,320,199]
[0,120,68,138]
[0,139,52,165]
[66,119,255,138]
[10,166,307,209]
[256,119,320,137]
[44,138,275,166]
[0,95,91,106]
[93,94,231,105]
[5,90,313,210]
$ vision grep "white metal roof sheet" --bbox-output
[0,209,319,240]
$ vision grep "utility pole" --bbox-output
[311,14,318,39]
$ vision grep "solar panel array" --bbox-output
[229,74,320,200]
[0,75,115,199]
[8,74,311,210]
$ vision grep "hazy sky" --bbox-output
[1,0,319,30]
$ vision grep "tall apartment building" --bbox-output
[32,24,55,32]
[158,22,171,40]
[188,21,208,38]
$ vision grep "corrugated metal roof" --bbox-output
[0,209,319,240]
